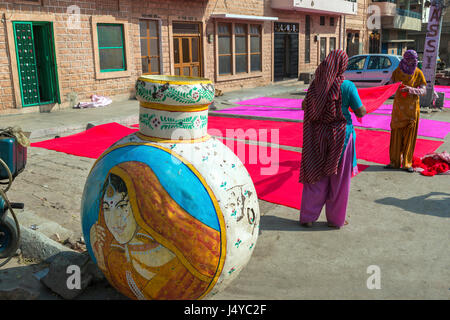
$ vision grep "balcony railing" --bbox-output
[396,8,422,19]
[381,6,423,31]
[372,0,397,16]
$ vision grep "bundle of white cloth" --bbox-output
[74,95,112,109]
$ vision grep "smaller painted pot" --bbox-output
[135,75,215,106]
[136,75,215,140]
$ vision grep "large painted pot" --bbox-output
[81,75,260,300]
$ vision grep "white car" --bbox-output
[344,54,402,88]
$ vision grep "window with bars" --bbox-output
[235,24,247,73]
[320,37,327,62]
[250,25,262,72]
[218,23,232,75]
[217,22,262,76]
[320,16,325,26]
[305,15,311,64]
[97,23,126,72]
[140,20,161,75]
[330,37,336,52]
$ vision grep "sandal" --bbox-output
[405,167,414,173]
[328,220,349,229]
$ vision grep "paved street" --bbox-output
[0,83,449,300]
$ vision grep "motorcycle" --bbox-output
[0,128,27,267]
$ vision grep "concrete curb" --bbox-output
[5,216,76,263]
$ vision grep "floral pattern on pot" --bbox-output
[136,80,215,106]
[140,113,208,131]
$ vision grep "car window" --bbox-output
[347,56,366,71]
[382,57,393,69]
[367,56,392,70]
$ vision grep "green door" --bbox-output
[13,21,60,107]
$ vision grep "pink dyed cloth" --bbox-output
[372,100,449,113]
[372,104,393,114]
[237,97,302,108]
[444,99,450,108]
[299,133,355,228]
[435,85,450,99]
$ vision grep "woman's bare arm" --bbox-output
[405,84,427,96]
[354,105,367,118]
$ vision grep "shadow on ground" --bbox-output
[363,164,409,172]
[260,215,339,232]
[375,192,450,218]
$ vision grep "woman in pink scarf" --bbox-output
[299,50,367,229]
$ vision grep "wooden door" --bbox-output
[173,23,202,77]
[140,19,160,75]
[13,21,60,107]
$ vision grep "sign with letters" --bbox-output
[274,22,299,33]
[422,0,444,107]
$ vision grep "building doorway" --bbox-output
[13,21,60,107]
[346,31,360,58]
[320,37,327,62]
[369,31,381,53]
[274,22,299,81]
[172,22,202,77]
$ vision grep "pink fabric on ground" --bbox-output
[372,101,449,112]
[350,114,450,139]
[237,97,303,108]
[215,107,450,139]
[372,104,393,114]
[207,116,304,147]
[215,106,304,120]
[300,133,355,227]
[435,85,450,99]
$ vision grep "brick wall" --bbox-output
[0,0,135,113]
[0,15,15,111]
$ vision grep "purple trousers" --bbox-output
[299,135,355,227]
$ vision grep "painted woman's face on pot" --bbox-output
[102,182,137,244]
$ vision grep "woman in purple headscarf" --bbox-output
[385,50,427,172]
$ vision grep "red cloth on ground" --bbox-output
[206,116,443,166]
[31,122,371,210]
[412,152,450,176]
[31,123,138,159]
